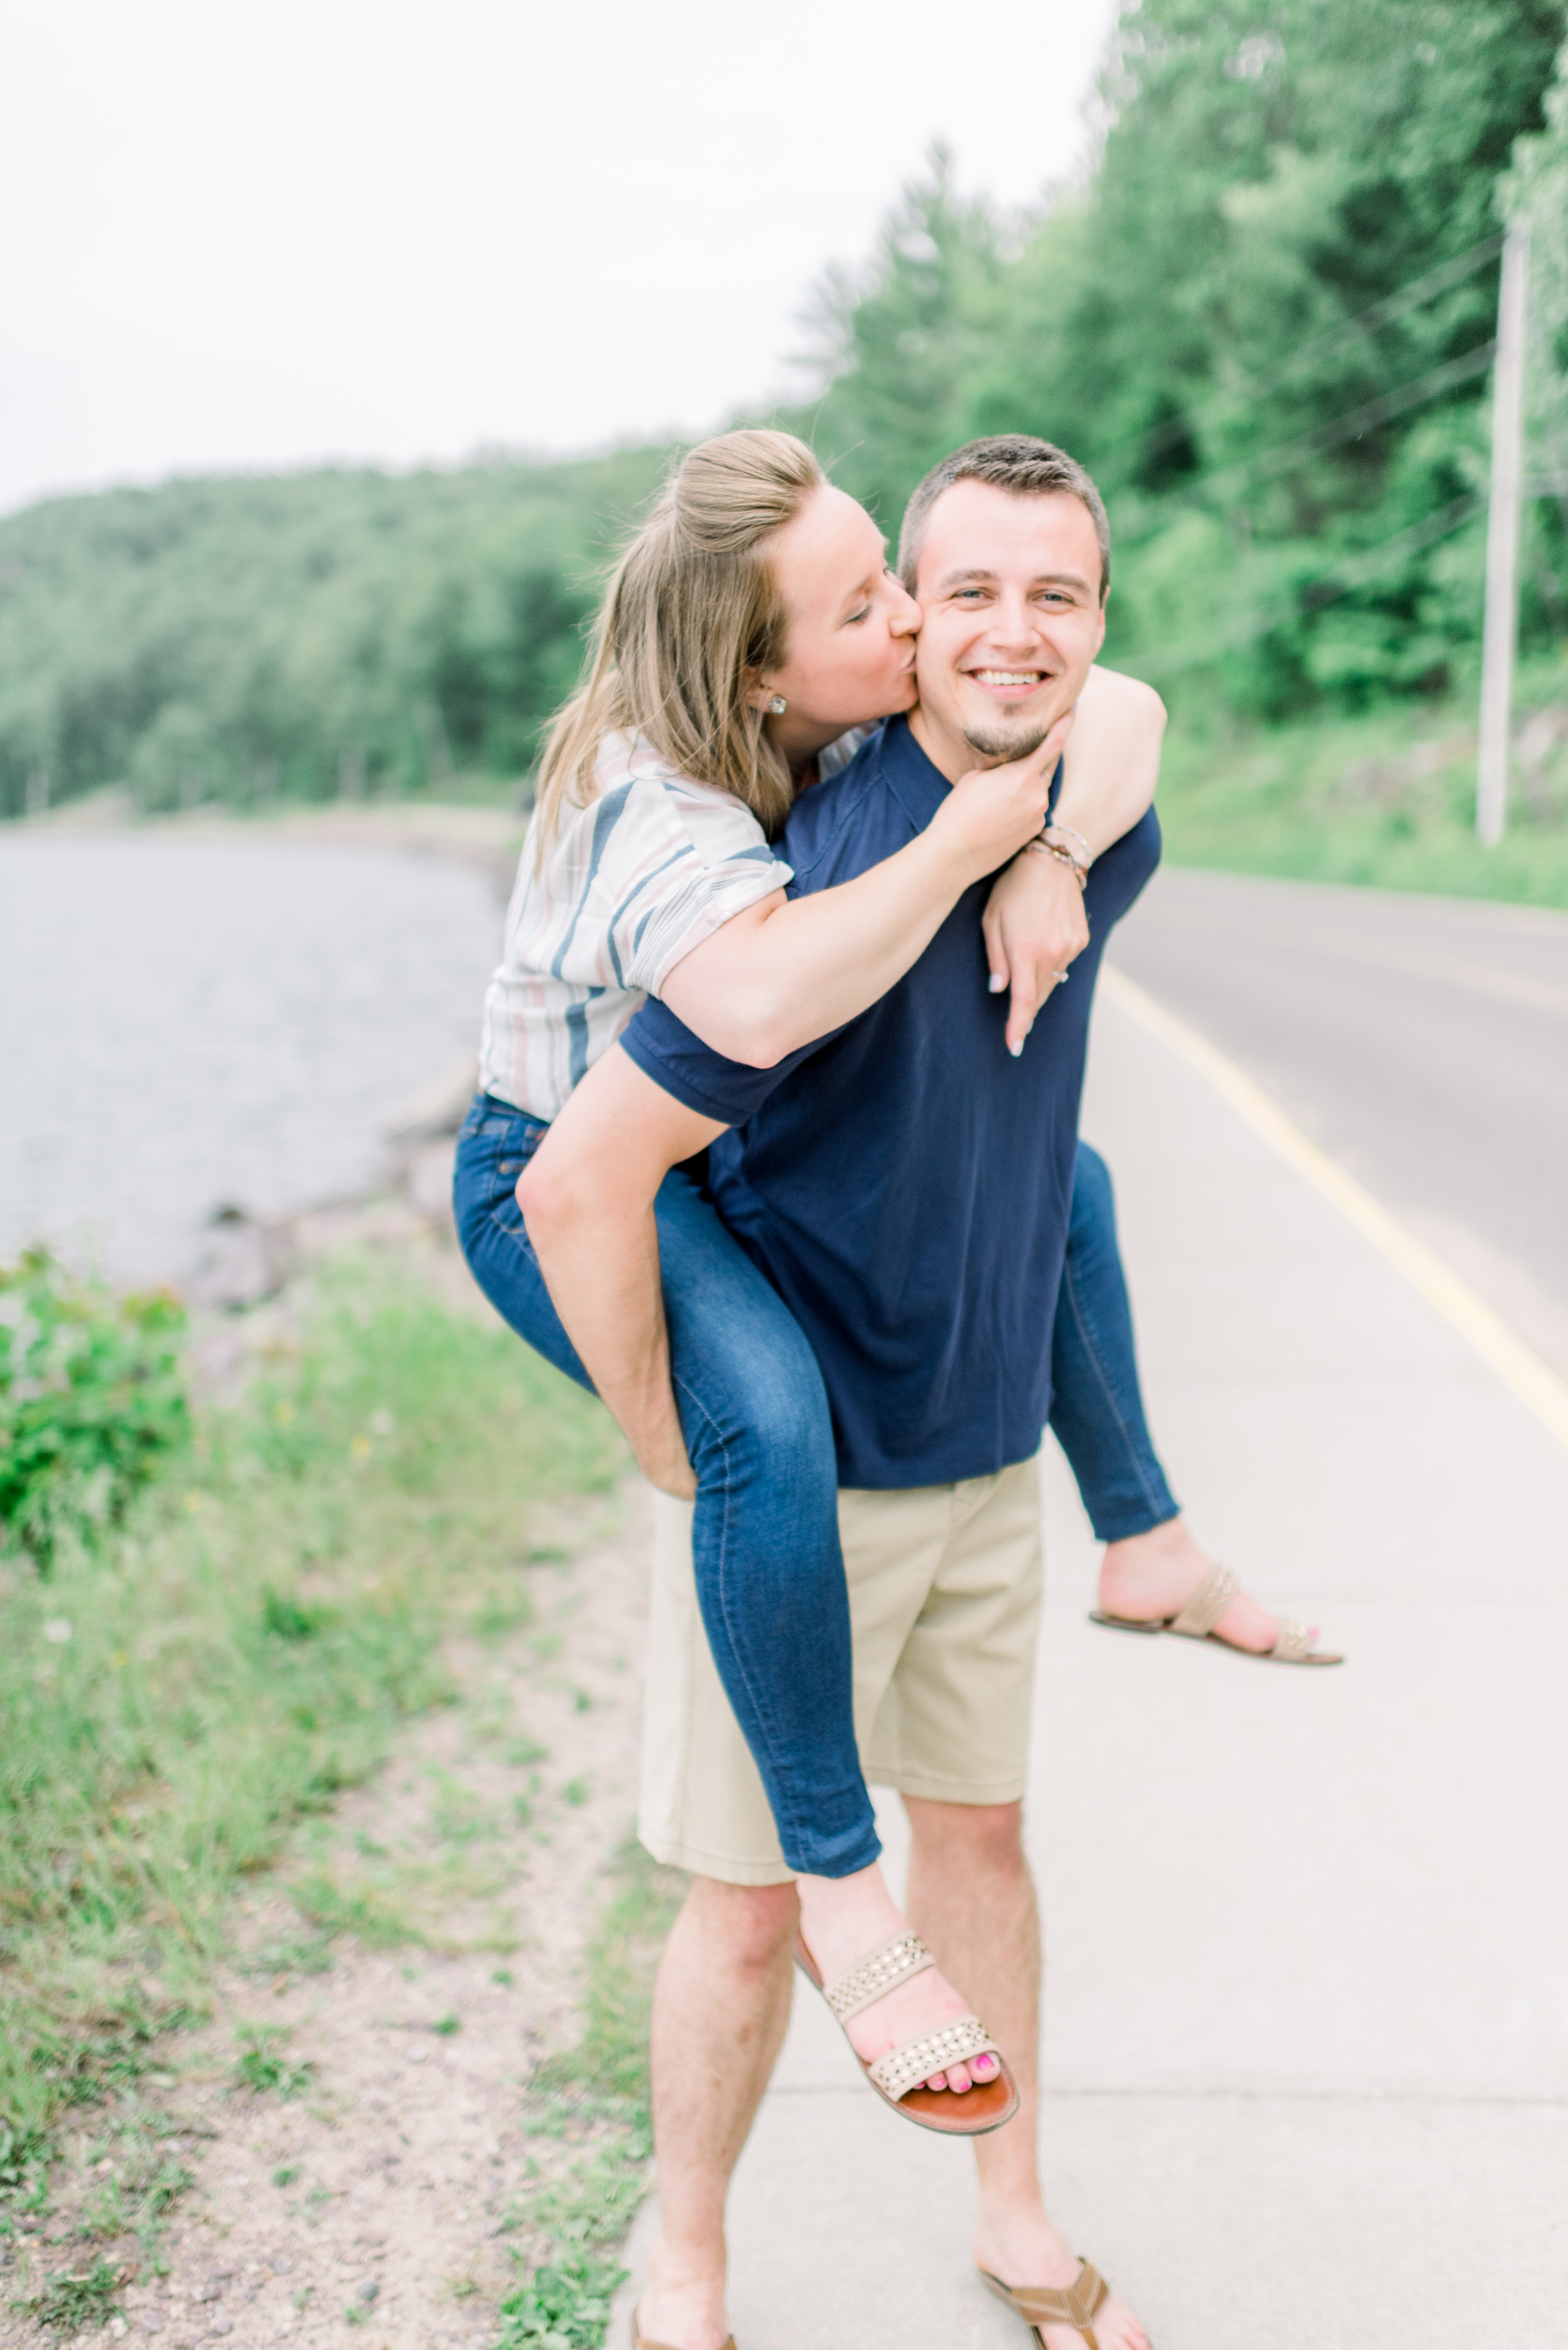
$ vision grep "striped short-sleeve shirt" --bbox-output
[477,730,796,1120]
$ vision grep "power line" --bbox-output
[1099,233,1506,477]
[1195,339,1498,501]
[1110,338,1496,551]
[1130,492,1483,681]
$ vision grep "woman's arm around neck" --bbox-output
[657,717,1070,1067]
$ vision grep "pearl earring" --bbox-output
[768,695,787,715]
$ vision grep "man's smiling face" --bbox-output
[907,479,1108,782]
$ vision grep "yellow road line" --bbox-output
[1101,963,1568,1455]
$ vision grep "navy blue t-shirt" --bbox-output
[620,713,1161,1488]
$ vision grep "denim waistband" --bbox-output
[459,1091,549,1143]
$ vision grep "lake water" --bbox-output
[0,832,507,1283]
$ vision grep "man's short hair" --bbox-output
[898,435,1111,603]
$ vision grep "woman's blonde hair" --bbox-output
[533,428,825,851]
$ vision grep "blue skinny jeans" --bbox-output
[453,1094,880,1880]
[1048,1142,1180,1542]
[453,1101,1178,1879]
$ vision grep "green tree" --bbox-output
[801,0,1566,716]
[0,449,667,817]
[800,147,1005,537]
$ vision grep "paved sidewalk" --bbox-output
[615,980,1568,2349]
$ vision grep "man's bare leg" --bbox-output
[903,1798,1150,2350]
[638,1876,797,2350]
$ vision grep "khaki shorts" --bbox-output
[638,1455,1044,1886]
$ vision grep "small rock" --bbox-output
[189,1207,295,1311]
[208,2326,233,2340]
[356,2281,379,2305]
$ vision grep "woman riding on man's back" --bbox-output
[453,428,1164,2130]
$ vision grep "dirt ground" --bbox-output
[2,1462,656,2350]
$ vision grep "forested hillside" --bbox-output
[0,451,665,814]
[2,0,1565,823]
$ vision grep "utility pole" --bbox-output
[1477,223,1529,846]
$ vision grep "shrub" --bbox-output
[0,1248,189,1567]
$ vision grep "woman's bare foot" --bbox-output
[975,2208,1151,2350]
[1098,1514,1320,1656]
[795,1862,1000,2096]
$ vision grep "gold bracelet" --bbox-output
[1025,838,1088,892]
[1044,820,1092,864]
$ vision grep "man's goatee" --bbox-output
[962,719,1055,764]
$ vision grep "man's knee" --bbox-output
[904,1795,1027,1879]
[680,1874,798,1978]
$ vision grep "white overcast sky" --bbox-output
[1,0,1118,516]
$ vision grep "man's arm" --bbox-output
[982,666,1167,1053]
[515,1045,725,1499]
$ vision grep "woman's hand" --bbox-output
[927,712,1075,880]
[979,665,1166,1058]
[982,850,1090,1057]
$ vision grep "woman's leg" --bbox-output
[651,1172,881,1878]
[455,1093,1005,2096]
[453,1094,876,1877]
[1047,1143,1179,1541]
[1051,1143,1322,1654]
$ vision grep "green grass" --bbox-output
[493,1841,684,2350]
[1157,662,1568,907]
[0,1253,625,2163]
[230,2028,314,2100]
[13,2253,127,2332]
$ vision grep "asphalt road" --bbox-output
[1107,864,1568,1379]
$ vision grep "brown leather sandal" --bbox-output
[980,2259,1114,2348]
[793,1928,1019,2135]
[1092,1561,1343,1664]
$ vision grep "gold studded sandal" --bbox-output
[1092,1561,1343,1664]
[793,1928,1019,2135]
[980,2260,1114,2348]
